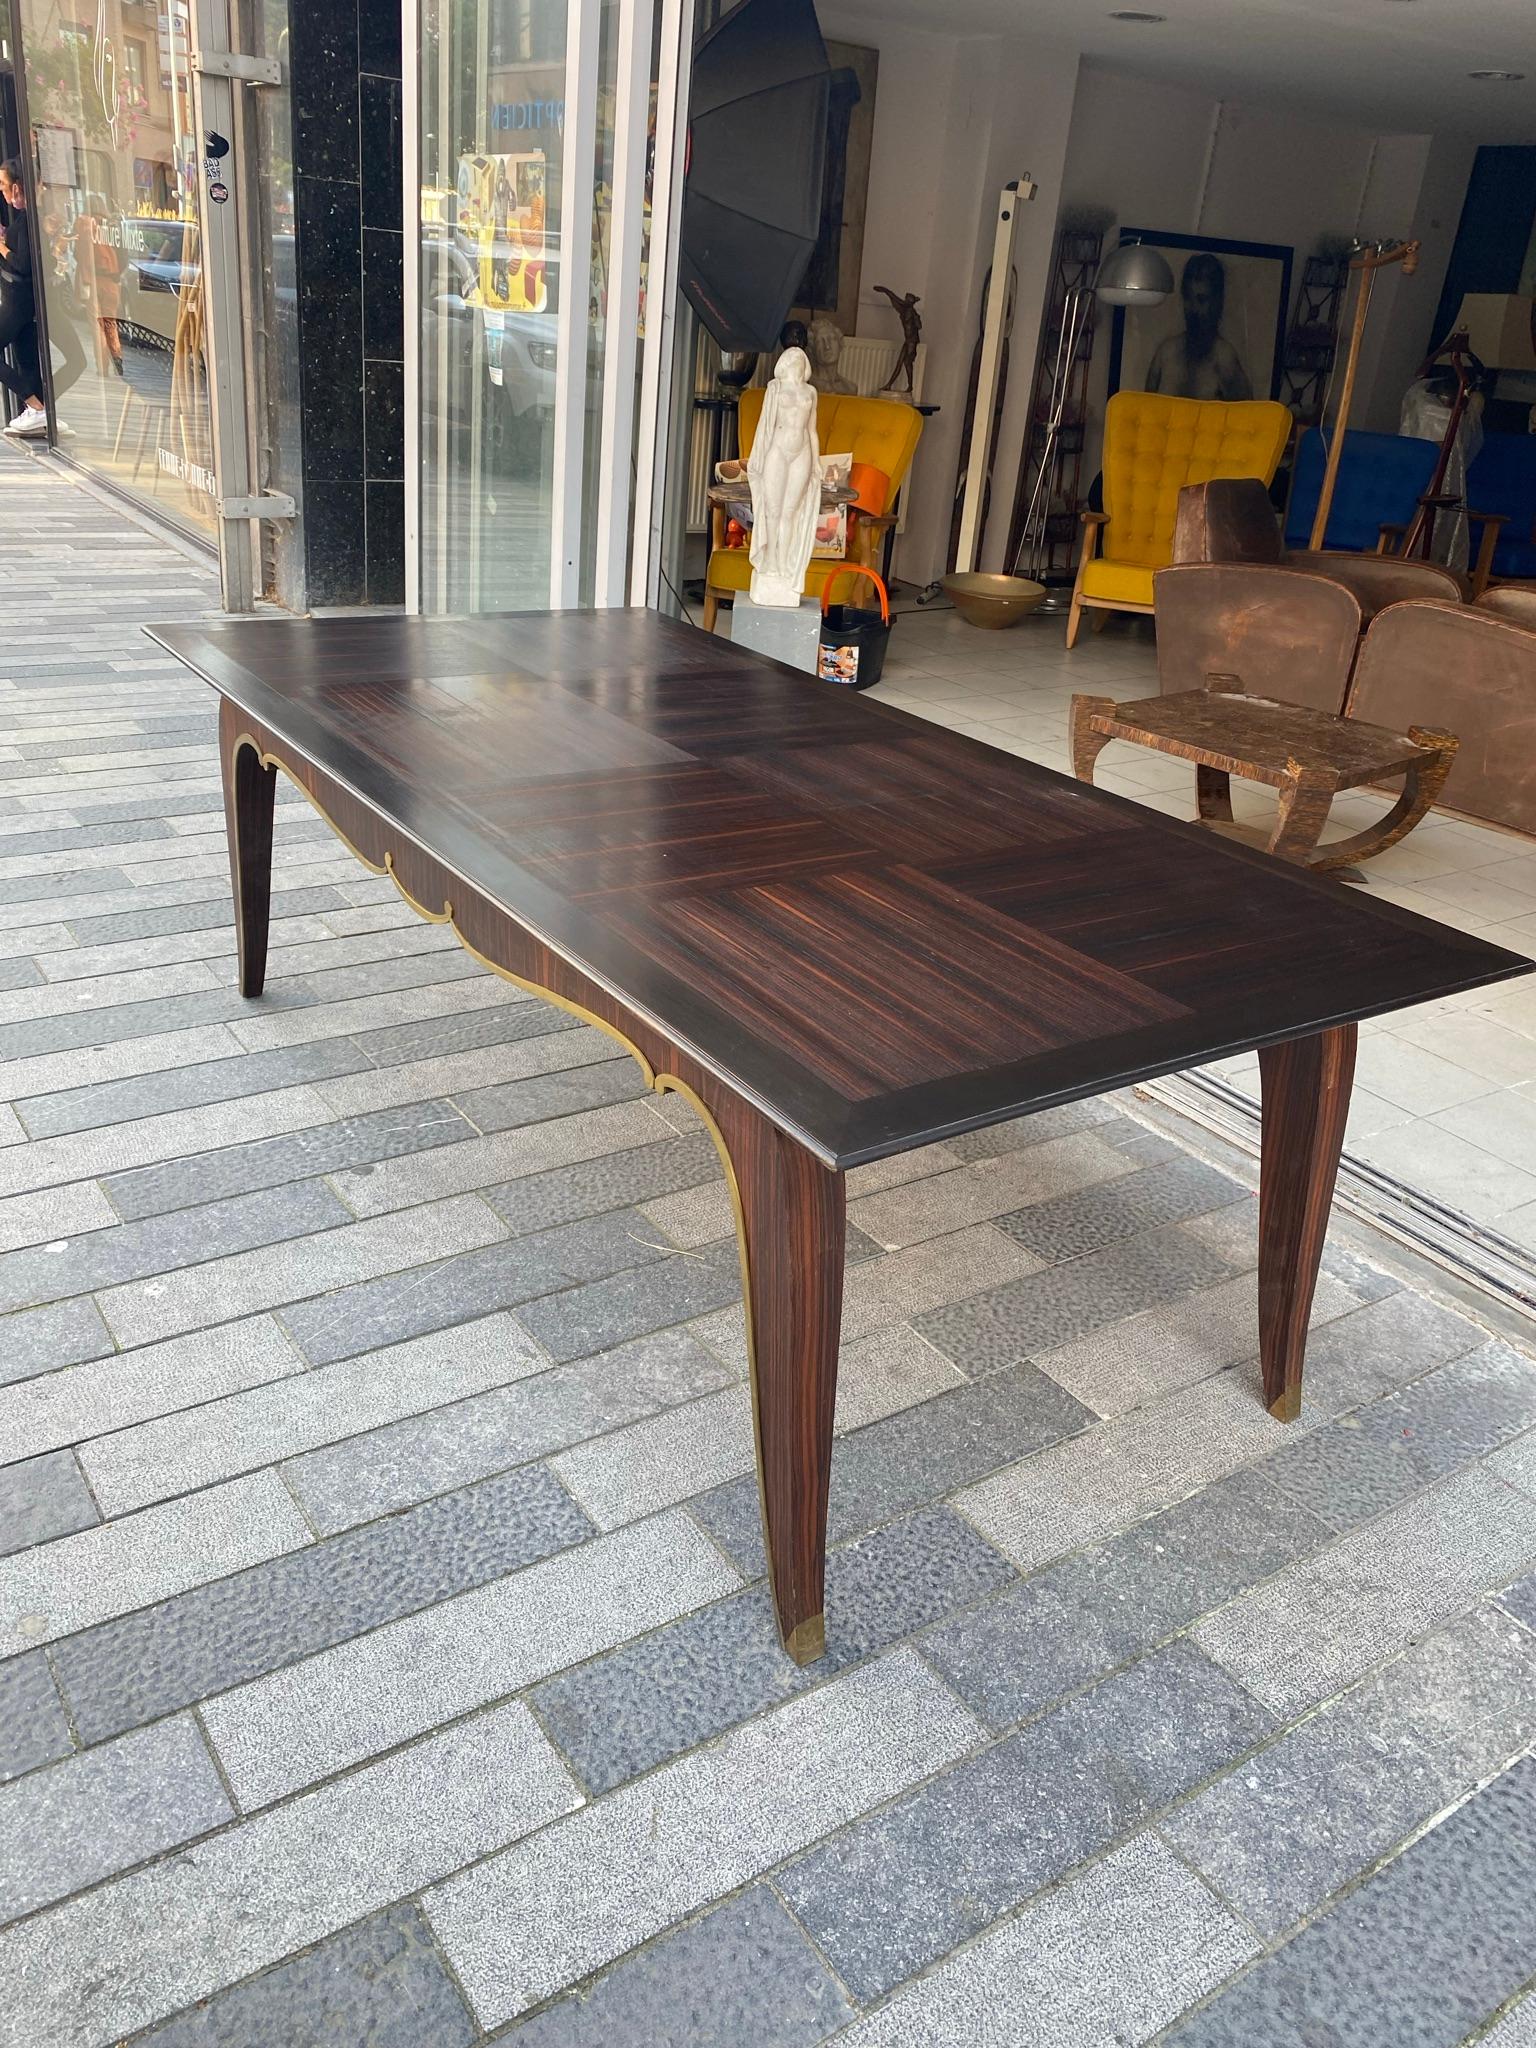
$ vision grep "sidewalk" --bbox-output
[1,443,1535,2048]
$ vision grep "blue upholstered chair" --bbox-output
[1465,434,1536,581]
[1283,428,1442,554]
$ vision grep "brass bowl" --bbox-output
[942,572,1048,629]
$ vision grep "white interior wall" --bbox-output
[800,25,1478,587]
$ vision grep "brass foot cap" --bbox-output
[784,1614,827,1666]
[1268,1386,1302,1423]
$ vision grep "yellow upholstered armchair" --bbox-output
[1067,391,1292,646]
[702,390,924,632]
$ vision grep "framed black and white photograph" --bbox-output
[1108,231,1294,403]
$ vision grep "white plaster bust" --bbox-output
[808,313,856,394]
[747,347,821,609]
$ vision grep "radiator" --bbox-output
[685,334,928,533]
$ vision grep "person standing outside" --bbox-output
[0,158,49,438]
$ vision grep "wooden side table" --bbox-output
[1070,682,1459,873]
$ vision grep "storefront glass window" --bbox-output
[18,0,216,537]
[419,0,625,610]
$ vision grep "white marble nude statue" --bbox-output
[746,347,821,608]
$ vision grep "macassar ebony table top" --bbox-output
[147,609,1529,1169]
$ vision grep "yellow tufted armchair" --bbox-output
[1067,391,1292,647]
[702,390,924,632]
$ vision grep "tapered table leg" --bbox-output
[1257,1023,1357,1421]
[675,1078,846,1664]
[220,699,276,998]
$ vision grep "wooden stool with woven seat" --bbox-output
[1070,679,1458,873]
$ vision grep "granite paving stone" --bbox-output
[838,1225,1042,1341]
[224,976,515,1054]
[694,1366,1092,1578]
[1194,1466,1536,1716]
[0,1714,232,1922]
[16,1037,373,1139]
[2,1316,304,1463]
[278,1209,667,1367]
[827,1834,1256,2048]
[994,1154,1246,1263]
[1497,1567,1536,1632]
[529,1506,1014,1792]
[955,1363,1309,1575]
[1216,1275,1483,1415]
[913,1225,1235,1375]
[0,1179,348,1315]
[291,949,484,1003]
[832,1325,967,1432]
[1163,1603,1536,1936]
[0,1296,114,1386]
[64,884,345,945]
[0,959,39,992]
[452,1057,649,1133]
[553,1385,755,1528]
[1258,1340,1536,1531]
[1479,2001,1536,2048]
[1159,1757,1536,2048]
[52,1463,594,1743]
[0,1449,99,1556]
[922,1465,1330,1730]
[780,1639,1271,2002]
[101,1099,471,1220]
[201,1513,738,1807]
[285,1326,732,1533]
[640,1176,735,1249]
[0,959,219,1025]
[0,1179,128,1253]
[504,1888,854,2047]
[0,1022,249,1108]
[131,1905,478,2048]
[1033,1267,1361,1419]
[514,1240,745,1364]
[1487,1429,1536,1499]
[942,1099,1123,1158]
[0,1700,581,2048]
[847,1131,1138,1250]
[424,1650,984,2027]
[347,998,580,1066]
[485,1128,722,1236]
[325,1111,672,1220]
[79,1316,552,1515]
[0,983,317,1061]
[99,1193,510,1348]
[317,1038,648,1126]
[0,1650,73,1782]
[0,1470,312,1656]
[0,1084,339,1202]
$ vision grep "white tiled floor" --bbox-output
[855,603,1536,1250]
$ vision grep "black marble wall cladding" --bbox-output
[365,360,404,482]
[360,76,402,231]
[366,482,406,605]
[287,0,406,609]
[359,0,403,81]
[362,228,405,362]
[305,480,369,607]
[294,176,366,482]
[291,0,361,184]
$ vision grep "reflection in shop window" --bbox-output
[18,0,215,538]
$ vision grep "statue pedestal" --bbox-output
[730,596,823,676]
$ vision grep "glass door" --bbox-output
[16,0,219,539]
[413,0,691,612]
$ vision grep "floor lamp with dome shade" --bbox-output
[1017,238,1173,608]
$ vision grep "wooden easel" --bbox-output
[1308,238,1420,551]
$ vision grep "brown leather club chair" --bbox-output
[1345,597,1536,836]
[1154,479,1464,714]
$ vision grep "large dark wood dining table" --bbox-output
[148,609,1528,1664]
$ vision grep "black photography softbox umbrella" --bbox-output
[679,0,831,351]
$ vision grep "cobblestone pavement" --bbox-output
[2,445,1535,2047]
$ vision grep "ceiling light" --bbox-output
[1468,68,1525,80]
[1108,10,1166,19]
